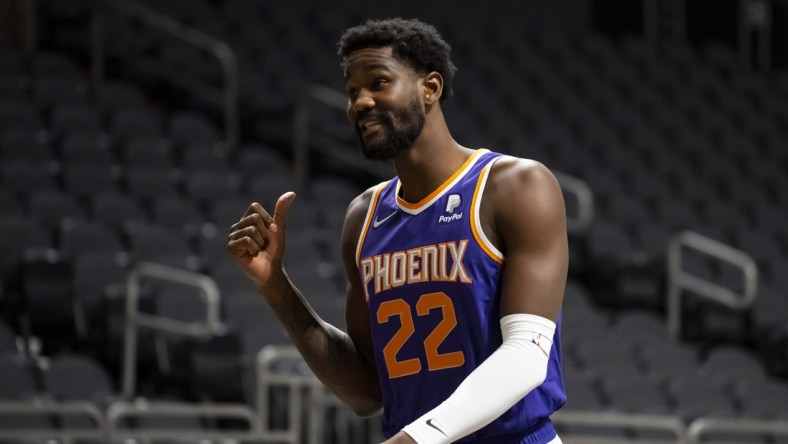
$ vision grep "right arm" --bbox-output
[226,190,382,416]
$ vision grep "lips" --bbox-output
[357,118,383,135]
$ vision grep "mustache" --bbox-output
[356,111,391,127]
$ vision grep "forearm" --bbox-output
[257,270,382,415]
[402,314,555,443]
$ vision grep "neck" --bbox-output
[392,106,473,203]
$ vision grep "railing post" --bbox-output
[554,171,594,235]
[122,267,140,399]
[91,0,240,153]
[122,262,223,399]
[667,230,758,340]
[90,0,104,95]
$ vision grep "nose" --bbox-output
[351,91,375,114]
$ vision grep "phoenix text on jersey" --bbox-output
[359,240,473,298]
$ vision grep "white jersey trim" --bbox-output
[472,157,504,262]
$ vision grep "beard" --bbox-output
[356,95,425,161]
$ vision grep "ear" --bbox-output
[422,71,443,105]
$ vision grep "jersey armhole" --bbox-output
[470,157,504,263]
[355,181,388,266]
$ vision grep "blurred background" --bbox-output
[0,0,787,442]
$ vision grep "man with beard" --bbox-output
[227,18,568,444]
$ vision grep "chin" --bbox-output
[360,142,410,161]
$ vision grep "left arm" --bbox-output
[385,158,569,444]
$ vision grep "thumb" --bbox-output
[270,192,296,233]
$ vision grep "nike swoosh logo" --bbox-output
[372,211,397,228]
[426,419,447,437]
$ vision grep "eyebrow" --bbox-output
[344,62,394,82]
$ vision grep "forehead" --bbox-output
[343,46,412,82]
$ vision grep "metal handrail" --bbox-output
[552,410,688,443]
[91,0,240,151]
[0,400,107,443]
[256,345,326,444]
[123,262,223,398]
[688,417,788,443]
[554,171,594,235]
[291,84,593,235]
[666,230,759,340]
[107,400,274,443]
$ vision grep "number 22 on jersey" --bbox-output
[377,292,465,378]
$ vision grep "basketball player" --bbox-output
[227,18,568,444]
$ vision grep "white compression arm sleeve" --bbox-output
[401,313,555,444]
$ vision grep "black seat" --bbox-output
[667,372,737,421]
[0,355,51,429]
[702,345,769,390]
[168,110,221,148]
[127,223,200,271]
[60,132,115,168]
[62,162,120,199]
[110,107,162,142]
[0,128,53,165]
[19,249,78,349]
[0,318,18,356]
[41,353,118,428]
[122,135,173,169]
[0,99,42,133]
[0,214,50,282]
[236,144,290,179]
[179,140,232,174]
[71,251,129,349]
[32,75,89,110]
[42,353,116,405]
[59,218,124,258]
[28,188,85,233]
[0,160,58,198]
[183,169,241,207]
[125,166,178,202]
[151,193,206,237]
[735,378,788,419]
[49,103,102,141]
[95,80,149,116]
[30,52,84,80]
[91,189,148,231]
[602,376,671,414]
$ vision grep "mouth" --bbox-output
[357,119,383,135]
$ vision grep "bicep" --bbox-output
[492,161,568,322]
[340,191,377,368]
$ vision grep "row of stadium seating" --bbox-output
[0,0,786,442]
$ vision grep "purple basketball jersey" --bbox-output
[356,149,565,443]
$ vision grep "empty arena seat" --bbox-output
[702,345,769,390]
[28,188,85,232]
[127,223,200,271]
[20,249,79,348]
[0,355,52,429]
[0,100,42,133]
[0,214,50,281]
[42,353,117,405]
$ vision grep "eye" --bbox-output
[347,88,359,100]
[372,79,387,90]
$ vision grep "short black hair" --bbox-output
[337,18,457,101]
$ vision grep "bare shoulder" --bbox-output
[344,186,377,234]
[484,156,566,246]
[487,156,561,195]
[340,184,380,264]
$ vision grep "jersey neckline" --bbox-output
[395,148,489,215]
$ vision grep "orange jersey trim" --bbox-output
[356,181,388,266]
[396,149,488,214]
